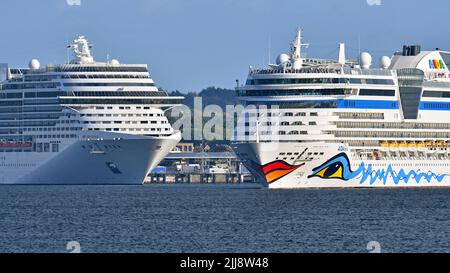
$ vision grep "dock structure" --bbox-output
[147,172,252,184]
[145,152,257,184]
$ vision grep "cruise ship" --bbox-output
[232,29,450,189]
[0,36,182,184]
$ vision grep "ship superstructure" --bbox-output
[232,29,450,189]
[0,36,182,184]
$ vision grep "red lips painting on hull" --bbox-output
[260,160,305,184]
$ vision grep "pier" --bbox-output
[146,172,253,184]
[144,151,257,184]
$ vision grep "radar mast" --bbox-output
[291,28,309,69]
[67,35,94,64]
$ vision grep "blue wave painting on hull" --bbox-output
[308,153,448,185]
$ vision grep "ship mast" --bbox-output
[67,35,94,64]
[291,28,309,70]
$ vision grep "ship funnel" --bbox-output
[338,43,346,65]
[402,45,421,56]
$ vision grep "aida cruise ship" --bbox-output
[0,36,182,184]
[232,29,450,189]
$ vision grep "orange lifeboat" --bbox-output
[0,142,33,148]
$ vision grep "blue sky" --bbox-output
[0,0,448,92]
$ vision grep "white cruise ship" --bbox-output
[232,29,450,189]
[0,36,182,184]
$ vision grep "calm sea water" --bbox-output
[0,184,449,253]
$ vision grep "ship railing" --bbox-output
[249,67,393,76]
[249,67,343,75]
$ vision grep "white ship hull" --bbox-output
[232,29,450,189]
[0,132,180,185]
[0,35,185,185]
[233,142,450,189]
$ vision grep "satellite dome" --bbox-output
[110,59,120,66]
[360,52,372,69]
[29,59,40,70]
[380,56,391,69]
[276,53,290,65]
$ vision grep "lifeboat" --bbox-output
[445,141,450,148]
[398,141,408,152]
[0,142,33,148]
[407,141,417,151]
[380,141,390,151]
[389,141,399,152]
[436,140,446,154]
[425,140,436,153]
[417,141,427,152]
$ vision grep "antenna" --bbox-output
[66,37,70,64]
[338,43,346,65]
[268,33,272,65]
[358,35,361,65]
[256,119,260,143]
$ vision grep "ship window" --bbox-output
[248,77,394,86]
[63,82,155,87]
[240,89,347,96]
[359,89,395,96]
[59,98,182,105]
[399,87,422,119]
[422,90,450,98]
[0,92,23,99]
[422,102,450,110]
[52,144,59,153]
[1,82,60,90]
[365,79,395,85]
[0,101,22,106]
[50,66,148,73]
[349,78,362,84]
